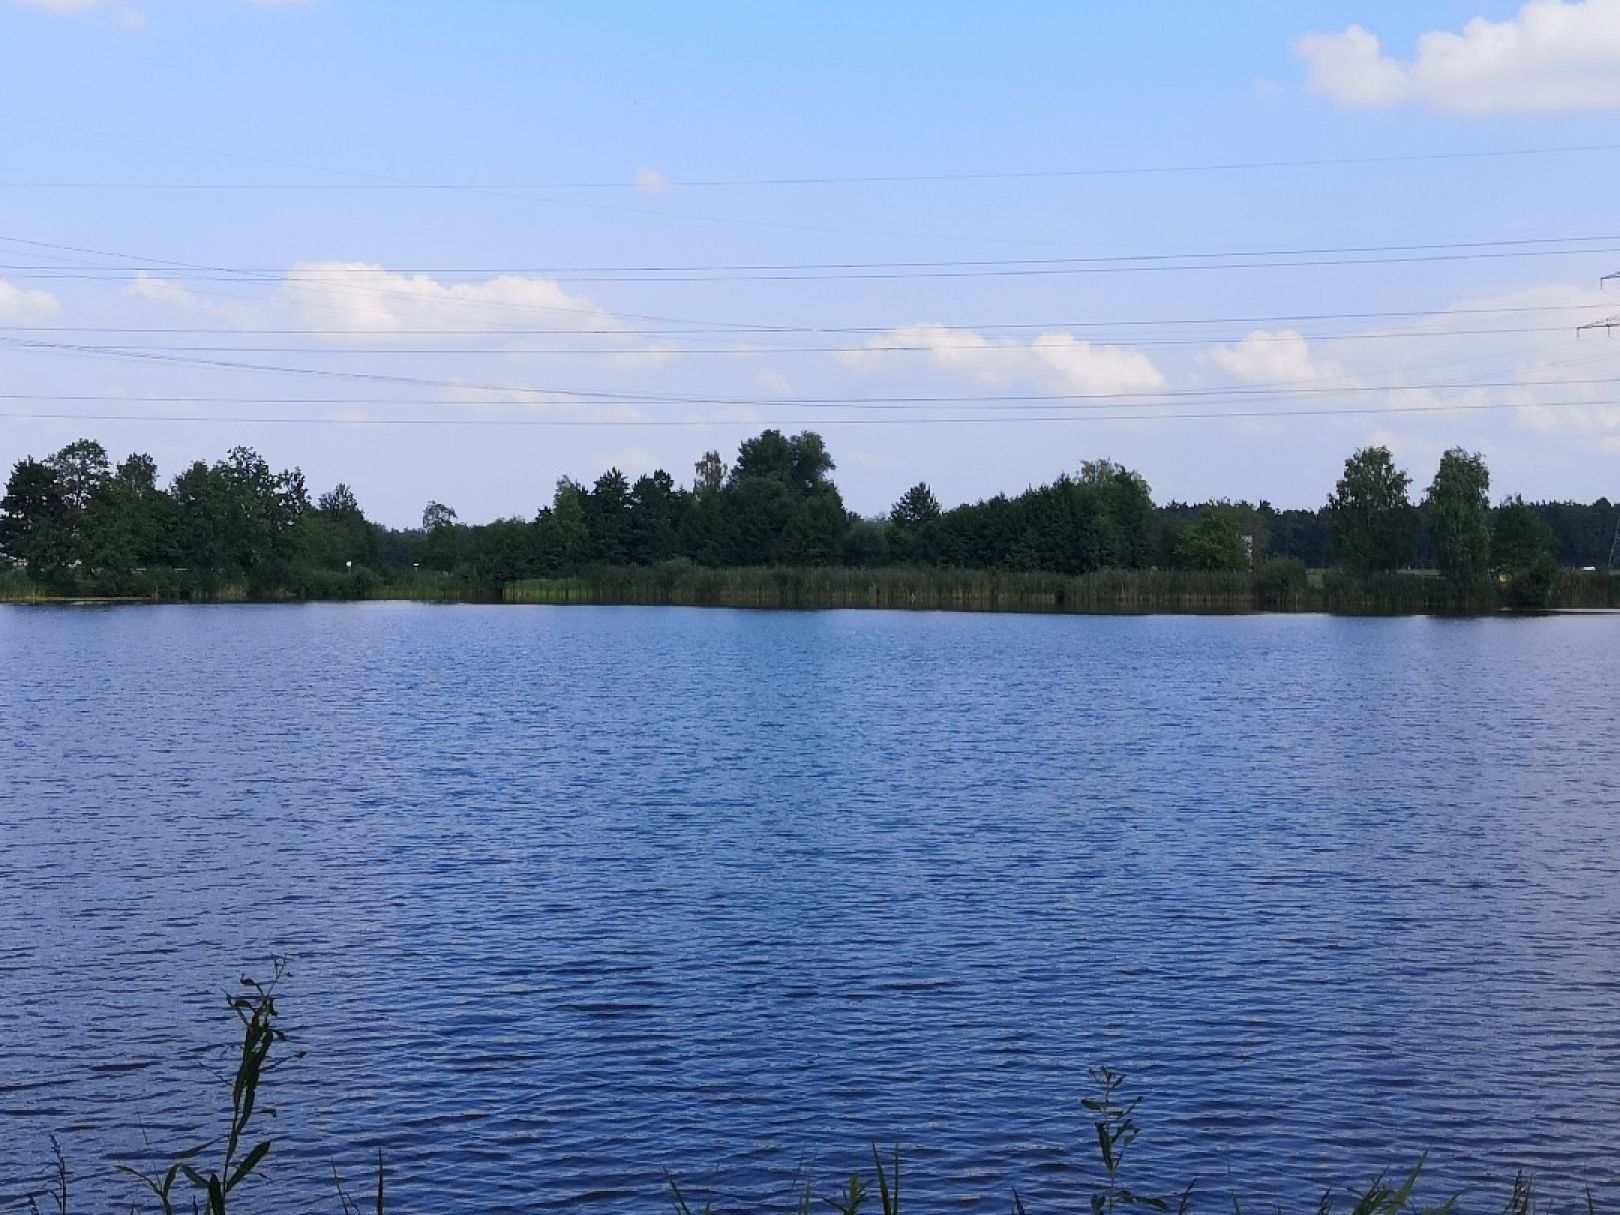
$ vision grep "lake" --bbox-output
[2,604,1618,1213]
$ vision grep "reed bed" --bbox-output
[6,562,1617,613]
[1551,569,1620,610]
[505,564,1266,614]
[1321,572,1477,616]
[0,569,50,602]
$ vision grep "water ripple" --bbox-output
[0,605,1617,1213]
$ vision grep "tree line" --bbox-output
[0,429,1611,607]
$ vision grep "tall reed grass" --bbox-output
[0,569,50,602]
[6,561,1619,613]
[507,562,1620,615]
[505,563,1266,614]
[1552,569,1620,610]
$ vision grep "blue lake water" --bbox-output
[2,604,1619,1213]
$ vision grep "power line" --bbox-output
[8,309,1613,417]
[8,236,1619,282]
[9,114,1620,263]
[4,142,1620,189]
[2,398,1614,428]
[0,325,1583,356]
[0,114,1116,250]
[0,235,783,334]
[7,233,1618,274]
[0,301,1597,337]
[2,372,1615,410]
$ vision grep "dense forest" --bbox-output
[1,429,1613,610]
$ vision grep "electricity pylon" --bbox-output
[1578,270,1620,335]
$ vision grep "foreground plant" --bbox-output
[1081,1065,1187,1215]
[117,959,296,1215]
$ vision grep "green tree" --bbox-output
[172,447,309,574]
[890,482,942,564]
[470,517,538,584]
[0,458,70,574]
[693,450,727,498]
[627,469,683,563]
[1425,448,1492,593]
[891,482,941,530]
[45,439,112,513]
[318,483,362,519]
[1077,460,1157,570]
[113,452,176,569]
[584,468,632,563]
[1493,495,1558,608]
[299,483,380,570]
[422,500,457,531]
[1178,503,1251,571]
[723,474,797,564]
[678,490,728,566]
[729,429,836,496]
[78,482,142,582]
[117,452,160,492]
[42,439,115,569]
[842,517,891,566]
[719,430,846,565]
[534,478,589,571]
[782,489,849,565]
[418,500,463,572]
[1328,446,1417,574]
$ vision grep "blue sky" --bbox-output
[2,0,1619,525]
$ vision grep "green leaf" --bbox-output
[225,1140,271,1193]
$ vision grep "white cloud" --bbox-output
[754,369,794,397]
[1297,0,1620,113]
[632,167,671,193]
[273,262,619,338]
[841,324,1166,395]
[6,0,305,24]
[1199,283,1620,445]
[0,279,61,321]
[845,448,899,471]
[607,340,680,369]
[441,382,646,424]
[589,447,661,477]
[681,403,762,430]
[1404,281,1620,437]
[1205,329,1342,385]
[1366,428,1454,474]
[9,0,304,9]
[5,0,144,25]
[125,272,197,307]
[1517,400,1620,434]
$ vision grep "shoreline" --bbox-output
[5,595,1618,618]
[5,564,1618,616]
